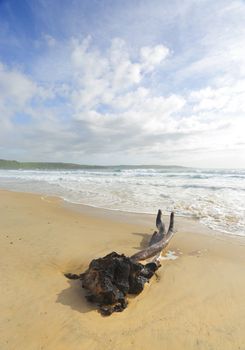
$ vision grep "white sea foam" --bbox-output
[160,251,179,260]
[0,167,244,236]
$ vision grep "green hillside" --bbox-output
[0,159,100,170]
[0,159,187,170]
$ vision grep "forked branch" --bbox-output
[65,209,175,316]
[130,211,174,262]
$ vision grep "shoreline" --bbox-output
[0,165,244,238]
[63,198,245,244]
[2,186,245,241]
[0,189,245,349]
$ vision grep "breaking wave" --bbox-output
[0,166,244,236]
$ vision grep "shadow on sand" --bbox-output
[56,279,97,314]
[131,231,152,250]
[56,230,154,314]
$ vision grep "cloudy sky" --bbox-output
[0,0,245,167]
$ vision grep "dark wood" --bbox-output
[65,210,175,316]
[131,212,174,262]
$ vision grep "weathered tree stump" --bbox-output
[65,210,175,316]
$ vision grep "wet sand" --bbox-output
[0,189,244,350]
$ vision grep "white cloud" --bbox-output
[69,37,170,113]
[140,45,169,72]
[190,81,245,114]
[0,63,37,112]
[1,31,245,167]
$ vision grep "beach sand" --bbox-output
[0,189,245,350]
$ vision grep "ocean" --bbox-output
[0,166,244,237]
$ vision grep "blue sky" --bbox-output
[0,0,245,167]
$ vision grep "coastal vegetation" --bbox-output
[0,159,186,170]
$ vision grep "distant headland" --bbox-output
[0,159,186,170]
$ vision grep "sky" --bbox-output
[0,0,245,167]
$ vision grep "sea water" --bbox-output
[0,166,244,236]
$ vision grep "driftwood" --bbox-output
[65,210,175,316]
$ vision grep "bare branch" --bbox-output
[65,209,175,316]
[130,212,175,262]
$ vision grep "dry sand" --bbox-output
[0,189,245,350]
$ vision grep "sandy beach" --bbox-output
[0,189,245,350]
